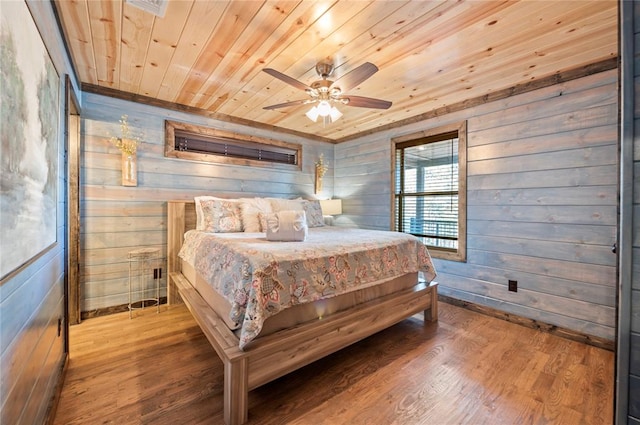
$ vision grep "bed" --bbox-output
[167,199,438,425]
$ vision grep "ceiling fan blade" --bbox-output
[263,99,311,110]
[341,95,392,109]
[263,68,312,92]
[332,62,378,92]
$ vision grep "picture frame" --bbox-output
[0,1,60,281]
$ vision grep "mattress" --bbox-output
[182,260,419,344]
[179,227,436,349]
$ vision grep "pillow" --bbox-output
[268,197,304,213]
[302,200,325,228]
[257,212,268,233]
[239,198,273,232]
[265,210,308,241]
[194,196,226,230]
[200,199,243,233]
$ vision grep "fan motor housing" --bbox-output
[315,61,334,78]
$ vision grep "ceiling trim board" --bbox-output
[82,57,617,145]
[81,82,336,144]
[333,57,619,144]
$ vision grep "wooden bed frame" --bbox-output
[167,200,438,425]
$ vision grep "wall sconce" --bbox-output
[315,154,328,194]
[319,199,342,225]
[109,114,141,187]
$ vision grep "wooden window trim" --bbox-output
[391,121,467,262]
[165,120,302,170]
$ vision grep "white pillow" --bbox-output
[268,197,304,212]
[267,198,325,228]
[239,198,273,232]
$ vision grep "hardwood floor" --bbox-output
[53,302,614,425]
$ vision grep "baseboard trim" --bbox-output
[81,297,168,320]
[44,354,68,425]
[79,295,613,351]
[438,294,615,351]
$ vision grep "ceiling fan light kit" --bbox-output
[306,102,343,124]
[263,61,392,125]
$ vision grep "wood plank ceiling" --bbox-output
[55,0,618,143]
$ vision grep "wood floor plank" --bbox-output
[53,302,614,424]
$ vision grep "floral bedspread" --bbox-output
[179,227,436,349]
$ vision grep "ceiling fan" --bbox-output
[262,61,392,123]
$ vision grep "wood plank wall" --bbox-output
[80,93,333,312]
[627,2,640,422]
[335,69,618,343]
[0,1,80,424]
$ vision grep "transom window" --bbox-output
[393,122,467,262]
[165,120,301,170]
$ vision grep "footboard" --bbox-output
[171,270,437,425]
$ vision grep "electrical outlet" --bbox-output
[508,280,518,292]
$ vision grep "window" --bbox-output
[393,121,467,261]
[165,120,301,170]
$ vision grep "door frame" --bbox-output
[65,75,81,331]
[615,1,633,422]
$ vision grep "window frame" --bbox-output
[391,121,467,262]
[165,120,302,170]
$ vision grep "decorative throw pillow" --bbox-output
[265,210,308,241]
[303,200,325,227]
[257,212,268,234]
[268,197,305,213]
[194,196,226,230]
[200,199,243,233]
[239,198,273,232]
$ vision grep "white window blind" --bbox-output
[395,132,459,251]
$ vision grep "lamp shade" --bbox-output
[329,106,343,122]
[316,100,332,116]
[320,199,342,216]
[306,106,319,122]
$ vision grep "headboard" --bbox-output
[167,200,196,304]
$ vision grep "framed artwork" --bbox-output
[0,1,60,280]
